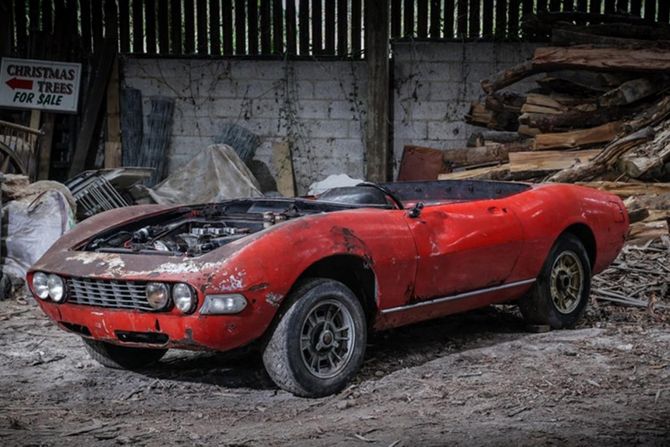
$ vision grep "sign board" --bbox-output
[0,57,82,113]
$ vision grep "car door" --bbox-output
[406,199,525,301]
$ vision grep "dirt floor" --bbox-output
[1,291,669,446]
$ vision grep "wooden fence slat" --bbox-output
[549,0,561,11]
[644,0,656,21]
[444,0,454,39]
[482,0,493,37]
[157,0,168,53]
[92,0,104,51]
[616,0,629,13]
[235,0,246,54]
[589,0,601,14]
[285,0,297,54]
[576,0,588,12]
[145,0,156,53]
[430,0,441,38]
[42,0,53,34]
[80,0,92,54]
[14,0,27,55]
[196,0,207,54]
[248,0,258,54]
[630,0,641,16]
[184,0,195,53]
[537,0,548,12]
[403,0,414,37]
[299,0,309,54]
[659,1,669,23]
[604,0,615,14]
[170,0,182,54]
[509,0,519,39]
[260,0,271,54]
[457,0,467,38]
[351,0,361,55]
[311,0,322,54]
[119,0,130,52]
[417,0,428,38]
[337,0,348,55]
[563,0,574,11]
[29,0,39,32]
[132,0,143,52]
[273,0,284,54]
[391,0,401,37]
[522,0,534,17]
[495,0,506,39]
[325,0,335,53]
[470,0,480,38]
[210,0,222,55]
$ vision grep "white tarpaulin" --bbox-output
[148,144,262,205]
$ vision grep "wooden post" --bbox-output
[105,55,122,168]
[365,0,390,182]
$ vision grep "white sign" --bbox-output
[0,57,82,113]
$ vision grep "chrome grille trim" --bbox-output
[66,277,153,311]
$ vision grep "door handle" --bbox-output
[487,206,506,215]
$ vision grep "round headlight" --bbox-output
[47,274,65,302]
[173,283,196,314]
[32,272,49,300]
[146,282,170,310]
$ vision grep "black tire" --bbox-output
[519,233,591,329]
[262,278,367,398]
[82,338,167,370]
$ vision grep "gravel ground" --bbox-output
[1,292,668,447]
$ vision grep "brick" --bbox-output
[329,100,360,119]
[301,119,351,138]
[295,99,331,119]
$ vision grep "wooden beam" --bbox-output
[105,56,122,168]
[509,149,601,172]
[365,0,390,182]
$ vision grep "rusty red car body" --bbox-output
[28,180,628,395]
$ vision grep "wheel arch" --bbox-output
[560,223,597,269]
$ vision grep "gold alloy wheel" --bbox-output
[549,250,585,314]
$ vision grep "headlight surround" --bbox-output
[200,294,248,315]
[146,282,170,310]
[32,272,50,300]
[47,274,65,302]
[173,283,196,314]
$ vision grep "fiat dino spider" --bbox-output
[28,180,628,397]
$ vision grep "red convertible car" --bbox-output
[28,180,628,397]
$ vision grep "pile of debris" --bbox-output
[435,12,670,246]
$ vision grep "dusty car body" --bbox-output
[28,180,628,396]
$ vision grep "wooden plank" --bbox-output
[482,0,493,37]
[145,0,157,53]
[132,0,144,53]
[417,0,428,38]
[533,46,670,72]
[537,0,548,11]
[29,0,39,32]
[352,0,362,55]
[444,0,455,38]
[119,0,130,52]
[509,149,601,172]
[430,0,441,37]
[81,0,92,54]
[299,0,309,55]
[197,0,207,54]
[365,0,390,182]
[534,122,622,150]
[337,0,348,55]
[604,0,615,14]
[273,0,284,54]
[248,0,258,54]
[170,0,182,54]
[105,56,122,168]
[273,141,295,197]
[495,0,507,39]
[589,0,602,13]
[158,0,170,54]
[184,0,195,53]
[69,39,117,177]
[311,0,322,54]
[285,0,297,54]
[563,0,574,11]
[235,0,246,54]
[403,0,414,36]
[659,1,670,23]
[0,0,13,55]
[92,0,104,51]
[617,0,629,13]
[325,0,335,53]
[391,0,401,37]
[549,0,561,11]
[42,0,53,34]
[457,0,467,37]
[522,0,534,17]
[469,0,480,38]
[575,181,670,198]
[644,0,656,21]
[576,0,588,12]
[438,164,510,180]
[508,0,519,39]
[630,0,641,16]
[210,0,222,55]
[222,0,233,54]
[260,0,271,54]
[14,0,27,55]
[105,0,119,49]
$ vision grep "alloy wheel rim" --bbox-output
[300,299,355,379]
[549,250,584,315]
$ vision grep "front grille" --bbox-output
[66,278,153,311]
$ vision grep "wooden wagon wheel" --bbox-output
[0,142,28,176]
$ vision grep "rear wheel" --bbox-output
[82,338,167,370]
[519,233,591,329]
[262,278,367,397]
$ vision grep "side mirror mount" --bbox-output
[408,202,424,218]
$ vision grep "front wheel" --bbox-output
[82,338,167,370]
[262,278,367,397]
[519,233,591,329]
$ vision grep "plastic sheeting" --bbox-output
[3,190,75,279]
[308,174,364,196]
[148,144,262,205]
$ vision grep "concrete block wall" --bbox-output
[122,57,367,193]
[392,41,540,171]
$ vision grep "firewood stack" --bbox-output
[436,11,670,245]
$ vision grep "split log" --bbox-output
[438,164,510,180]
[534,122,621,150]
[536,70,633,94]
[533,47,670,73]
[518,125,541,137]
[628,220,670,245]
[442,144,527,167]
[624,192,670,211]
[551,28,670,49]
[599,78,663,108]
[484,92,526,114]
[619,125,670,178]
[627,208,650,224]
[623,96,670,133]
[466,101,518,131]
[481,61,538,95]
[576,182,670,198]
[548,127,655,183]
[467,131,530,147]
[519,108,630,132]
[509,149,601,172]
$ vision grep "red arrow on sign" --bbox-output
[5,77,34,90]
